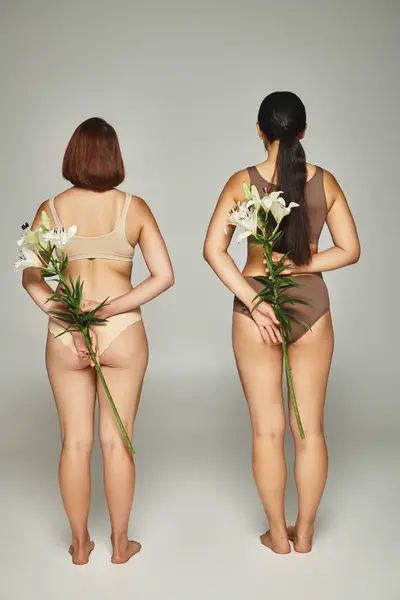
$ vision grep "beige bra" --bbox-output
[48,193,135,262]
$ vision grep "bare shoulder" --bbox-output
[32,198,51,228]
[127,194,154,222]
[321,168,346,210]
[220,168,250,202]
[226,168,250,188]
[125,195,160,246]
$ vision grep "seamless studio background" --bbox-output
[0,1,398,599]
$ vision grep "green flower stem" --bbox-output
[43,244,135,456]
[263,239,305,440]
[83,328,135,457]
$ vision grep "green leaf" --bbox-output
[290,314,312,332]
[59,284,73,300]
[242,181,252,201]
[46,292,69,303]
[275,278,300,289]
[47,310,77,324]
[253,275,272,285]
[40,210,51,231]
[274,252,291,267]
[270,230,282,243]
[85,297,110,318]
[69,275,76,295]
[278,295,309,306]
[274,307,293,342]
[55,325,80,338]
[249,298,262,313]
[83,317,108,325]
[258,295,274,304]
[273,263,293,277]
[76,275,83,307]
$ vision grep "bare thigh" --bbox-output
[46,332,96,444]
[232,313,284,434]
[287,312,334,436]
[97,321,149,443]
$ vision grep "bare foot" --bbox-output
[68,539,95,565]
[260,531,291,554]
[111,539,142,564]
[287,525,313,553]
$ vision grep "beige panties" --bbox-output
[48,308,142,356]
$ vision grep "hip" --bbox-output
[47,307,143,357]
[233,274,330,343]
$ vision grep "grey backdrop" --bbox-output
[1,1,398,599]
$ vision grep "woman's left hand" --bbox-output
[264,252,295,276]
[80,298,109,320]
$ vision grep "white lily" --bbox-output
[268,197,299,225]
[43,225,78,249]
[245,183,286,215]
[14,247,43,272]
[225,202,258,242]
[243,183,262,208]
[17,226,48,250]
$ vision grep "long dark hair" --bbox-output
[258,91,311,265]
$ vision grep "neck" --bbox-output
[264,139,280,166]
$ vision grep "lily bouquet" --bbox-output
[15,211,135,456]
[227,184,309,439]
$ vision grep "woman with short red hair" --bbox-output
[21,117,174,564]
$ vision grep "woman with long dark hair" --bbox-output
[204,92,360,553]
[21,118,174,564]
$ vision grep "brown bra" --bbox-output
[247,166,327,244]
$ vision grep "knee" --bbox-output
[99,432,131,456]
[290,420,325,446]
[61,435,94,454]
[253,418,286,443]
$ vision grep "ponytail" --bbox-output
[258,91,311,265]
[273,134,311,265]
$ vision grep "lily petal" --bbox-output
[237,230,253,243]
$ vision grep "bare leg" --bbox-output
[97,321,148,563]
[232,313,290,554]
[287,312,334,552]
[46,333,96,565]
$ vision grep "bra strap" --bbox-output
[120,193,132,224]
[247,166,268,194]
[48,197,62,227]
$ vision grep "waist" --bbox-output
[244,243,319,276]
[61,260,133,300]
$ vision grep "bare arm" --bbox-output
[203,171,281,344]
[293,171,360,274]
[203,171,264,309]
[103,197,174,318]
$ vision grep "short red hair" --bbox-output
[62,117,125,191]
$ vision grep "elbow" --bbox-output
[167,272,175,289]
[162,271,175,291]
[22,272,30,291]
[349,244,361,265]
[203,242,215,266]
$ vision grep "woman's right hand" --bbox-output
[250,301,282,345]
[71,329,99,366]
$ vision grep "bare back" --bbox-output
[46,188,141,302]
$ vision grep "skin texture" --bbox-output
[22,187,174,564]
[204,131,360,553]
